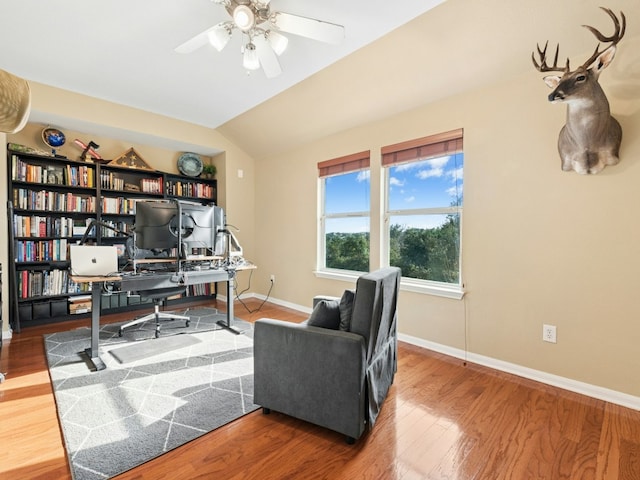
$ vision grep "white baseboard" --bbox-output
[248,293,313,315]
[398,333,640,412]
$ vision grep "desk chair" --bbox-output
[119,239,190,338]
[118,286,190,338]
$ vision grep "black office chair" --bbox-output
[118,286,190,338]
[118,238,190,338]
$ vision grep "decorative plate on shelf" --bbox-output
[177,152,203,177]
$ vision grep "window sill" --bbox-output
[314,270,465,300]
[314,269,361,284]
[400,279,464,299]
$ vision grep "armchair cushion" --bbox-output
[307,299,341,330]
[338,289,355,331]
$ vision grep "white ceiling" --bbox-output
[0,0,444,128]
[1,0,638,160]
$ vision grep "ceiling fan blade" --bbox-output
[254,35,282,78]
[271,12,344,45]
[175,25,219,54]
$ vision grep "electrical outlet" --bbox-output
[270,274,276,284]
[543,324,557,343]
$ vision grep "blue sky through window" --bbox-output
[388,153,464,211]
[324,154,463,233]
[325,170,370,215]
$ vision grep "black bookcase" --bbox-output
[7,147,217,331]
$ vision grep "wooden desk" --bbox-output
[72,264,254,371]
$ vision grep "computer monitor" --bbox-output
[134,201,180,251]
[176,202,221,255]
[134,200,222,257]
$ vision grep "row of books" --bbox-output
[15,239,68,262]
[140,178,163,193]
[103,175,126,191]
[166,181,214,199]
[101,196,138,214]
[16,271,212,302]
[12,156,95,187]
[13,188,97,212]
[187,283,215,296]
[99,221,132,237]
[99,170,163,194]
[17,268,79,298]
[13,215,92,238]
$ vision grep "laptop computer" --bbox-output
[69,245,119,276]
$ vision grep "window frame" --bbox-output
[316,151,371,275]
[382,129,464,299]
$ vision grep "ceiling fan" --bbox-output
[175,0,345,78]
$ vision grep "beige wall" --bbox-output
[252,67,640,398]
[2,82,256,336]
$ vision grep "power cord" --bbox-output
[233,268,274,314]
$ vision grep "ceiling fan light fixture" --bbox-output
[176,2,345,78]
[242,42,260,70]
[207,24,232,52]
[266,30,288,56]
[233,5,255,31]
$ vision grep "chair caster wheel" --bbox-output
[118,329,123,337]
[186,320,190,327]
[345,436,355,445]
[262,408,271,415]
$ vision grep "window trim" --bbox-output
[381,128,463,166]
[318,150,370,178]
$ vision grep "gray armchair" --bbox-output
[253,267,401,443]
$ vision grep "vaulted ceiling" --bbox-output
[1,0,638,159]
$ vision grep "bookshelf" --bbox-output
[7,147,218,331]
[165,173,217,202]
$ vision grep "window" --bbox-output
[318,151,370,273]
[382,129,463,288]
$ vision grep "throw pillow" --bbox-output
[307,299,341,330]
[339,289,355,331]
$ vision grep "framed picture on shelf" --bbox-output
[108,148,153,170]
[46,166,64,185]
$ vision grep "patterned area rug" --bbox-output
[44,307,256,480]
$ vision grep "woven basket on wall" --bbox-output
[0,69,31,134]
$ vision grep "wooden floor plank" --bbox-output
[1,298,640,479]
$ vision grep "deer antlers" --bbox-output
[532,42,569,73]
[532,7,626,73]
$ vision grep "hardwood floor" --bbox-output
[1,298,639,479]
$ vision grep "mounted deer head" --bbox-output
[533,7,626,174]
